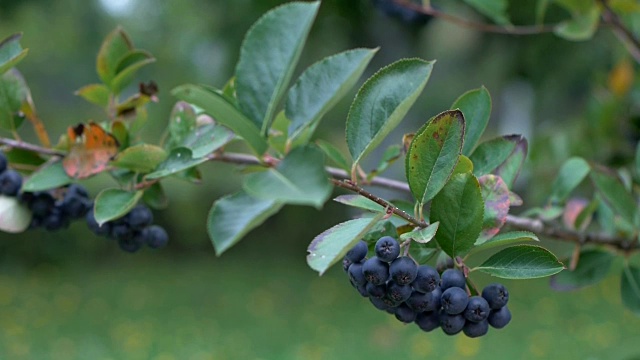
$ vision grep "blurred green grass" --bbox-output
[1,252,639,360]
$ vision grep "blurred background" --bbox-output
[1,0,640,359]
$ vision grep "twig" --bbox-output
[0,137,65,156]
[599,0,640,64]
[393,0,556,35]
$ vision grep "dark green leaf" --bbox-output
[94,188,143,225]
[463,0,510,25]
[399,222,439,244]
[75,84,110,108]
[621,265,640,315]
[0,33,29,75]
[243,145,332,208]
[430,172,484,258]
[406,110,465,204]
[172,84,268,155]
[316,140,350,173]
[474,245,565,279]
[494,135,527,188]
[307,213,384,275]
[368,144,402,180]
[590,166,637,226]
[5,148,45,169]
[473,231,539,251]
[111,50,156,94]
[333,194,383,213]
[550,157,590,203]
[0,195,31,233]
[0,69,29,131]
[268,110,289,155]
[166,101,198,150]
[550,249,615,291]
[452,155,473,175]
[142,182,168,210]
[145,147,209,180]
[469,135,517,177]
[346,58,434,171]
[208,191,283,255]
[112,144,168,173]
[235,1,320,133]
[22,162,73,192]
[181,124,234,158]
[96,27,133,87]
[286,48,377,141]
[409,242,439,264]
[477,174,510,243]
[452,86,491,156]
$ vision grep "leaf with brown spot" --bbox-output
[63,122,119,179]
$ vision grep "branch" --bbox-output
[0,137,65,157]
[393,0,556,35]
[599,0,640,64]
[204,151,638,252]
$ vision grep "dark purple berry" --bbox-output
[346,240,368,263]
[126,205,154,229]
[366,282,387,298]
[441,287,469,315]
[370,297,390,311]
[406,291,432,313]
[0,169,22,196]
[463,319,489,338]
[464,296,490,322]
[43,208,69,231]
[118,236,142,253]
[144,225,168,249]
[389,256,418,285]
[342,257,353,273]
[111,223,132,241]
[482,283,509,310]
[362,257,389,285]
[440,269,466,291]
[386,281,412,303]
[28,192,55,217]
[488,306,511,329]
[348,262,367,287]
[374,236,400,262]
[415,311,440,332]
[394,304,417,323]
[355,282,369,297]
[86,209,111,236]
[439,311,466,335]
[0,152,7,173]
[411,265,440,293]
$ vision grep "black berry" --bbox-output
[362,257,389,285]
[488,306,511,329]
[366,282,387,298]
[463,319,489,338]
[464,296,490,322]
[415,311,440,332]
[482,283,509,310]
[394,304,417,323]
[441,287,469,315]
[346,240,368,263]
[342,257,353,273]
[144,225,169,249]
[386,281,412,303]
[411,265,440,293]
[374,236,400,262]
[389,256,418,285]
[0,152,7,173]
[440,269,466,291]
[126,204,154,229]
[0,169,22,196]
[439,311,465,335]
[118,236,142,253]
[348,262,367,287]
[406,291,432,313]
[86,209,111,236]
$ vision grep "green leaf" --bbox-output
[0,195,31,233]
[111,50,156,94]
[406,110,465,204]
[22,162,73,192]
[307,213,384,275]
[474,245,565,279]
[0,69,29,131]
[142,182,168,210]
[235,1,320,134]
[463,0,511,25]
[494,135,528,188]
[96,27,133,87]
[316,140,350,173]
[473,231,539,252]
[243,145,332,208]
[172,84,268,155]
[145,147,209,180]
[0,33,29,75]
[550,249,615,291]
[5,148,45,169]
[452,155,474,176]
[268,110,290,155]
[452,86,492,156]
[286,48,378,141]
[347,58,434,171]
[166,101,198,150]
[590,166,637,226]
[333,194,384,213]
[477,174,510,243]
[208,191,283,255]
[470,135,517,176]
[112,144,168,173]
[621,265,640,315]
[430,172,484,258]
[636,141,640,177]
[181,124,234,158]
[368,144,402,180]
[399,222,439,244]
[554,6,600,41]
[550,157,590,203]
[75,84,110,108]
[409,242,439,264]
[93,188,143,226]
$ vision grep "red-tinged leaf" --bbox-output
[477,174,510,243]
[63,122,119,179]
[494,135,527,188]
[563,198,591,231]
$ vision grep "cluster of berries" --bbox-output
[371,0,432,26]
[86,204,169,253]
[343,236,511,337]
